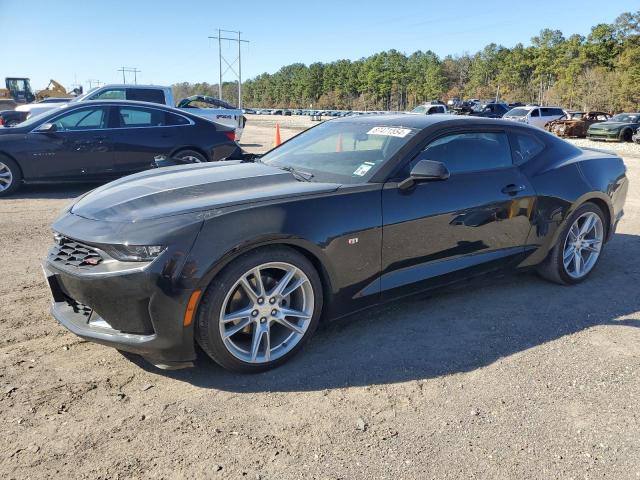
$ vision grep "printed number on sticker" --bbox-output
[367,126,411,138]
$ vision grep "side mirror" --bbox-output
[399,158,449,190]
[34,122,57,133]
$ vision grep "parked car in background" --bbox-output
[545,111,610,138]
[2,84,246,141]
[633,129,640,144]
[587,113,640,142]
[0,97,71,127]
[0,100,240,196]
[410,103,448,114]
[469,102,510,118]
[503,105,565,129]
[43,114,628,372]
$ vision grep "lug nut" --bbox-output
[257,298,264,305]
[260,317,267,324]
[269,297,276,304]
[252,310,259,317]
[271,309,278,316]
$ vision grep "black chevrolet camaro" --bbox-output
[43,115,628,372]
[0,100,239,196]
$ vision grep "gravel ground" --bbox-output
[0,117,638,479]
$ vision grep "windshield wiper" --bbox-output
[278,165,314,182]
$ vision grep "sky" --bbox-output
[1,0,637,91]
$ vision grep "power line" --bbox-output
[208,29,249,108]
[117,67,141,85]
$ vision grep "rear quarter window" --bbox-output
[126,88,166,104]
[511,131,545,165]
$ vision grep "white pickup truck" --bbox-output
[14,84,246,140]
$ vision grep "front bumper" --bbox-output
[587,131,620,141]
[43,245,198,369]
[43,221,202,368]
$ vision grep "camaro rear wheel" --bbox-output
[0,156,21,197]
[538,203,606,284]
[196,246,323,372]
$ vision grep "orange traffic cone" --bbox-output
[336,133,343,152]
[274,123,282,147]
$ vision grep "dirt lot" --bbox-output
[1,116,639,479]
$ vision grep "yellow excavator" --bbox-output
[0,78,81,110]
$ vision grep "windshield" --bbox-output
[505,108,529,117]
[610,114,639,123]
[260,121,417,184]
[69,87,98,103]
[411,105,428,114]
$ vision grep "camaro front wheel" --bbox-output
[538,202,606,284]
[196,246,323,372]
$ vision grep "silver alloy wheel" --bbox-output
[178,154,203,163]
[219,262,314,364]
[562,211,604,279]
[0,162,13,192]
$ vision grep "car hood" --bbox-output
[71,161,341,222]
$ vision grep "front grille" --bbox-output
[50,235,103,267]
[67,297,92,317]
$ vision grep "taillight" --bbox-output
[224,131,235,141]
[0,117,4,126]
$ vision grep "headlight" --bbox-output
[102,244,165,262]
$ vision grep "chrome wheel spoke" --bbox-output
[563,245,575,266]
[568,224,579,242]
[222,317,251,338]
[240,276,259,302]
[273,316,305,335]
[579,214,596,236]
[222,307,254,324]
[573,251,583,275]
[269,267,296,296]
[250,326,267,362]
[252,267,265,297]
[281,277,307,298]
[280,307,312,320]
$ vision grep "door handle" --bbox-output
[501,184,526,195]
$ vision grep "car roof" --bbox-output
[67,99,179,111]
[50,99,205,121]
[94,84,168,89]
[331,113,524,130]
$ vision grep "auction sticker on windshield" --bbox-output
[367,126,412,138]
[353,161,375,176]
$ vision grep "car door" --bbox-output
[528,108,543,128]
[25,106,114,180]
[108,105,188,174]
[380,128,536,299]
[541,108,562,127]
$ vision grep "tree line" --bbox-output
[174,10,640,112]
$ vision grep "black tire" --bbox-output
[620,129,633,142]
[195,246,323,373]
[537,202,606,285]
[0,155,22,197]
[172,149,207,163]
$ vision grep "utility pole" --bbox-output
[117,67,141,85]
[87,79,102,89]
[208,29,249,108]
